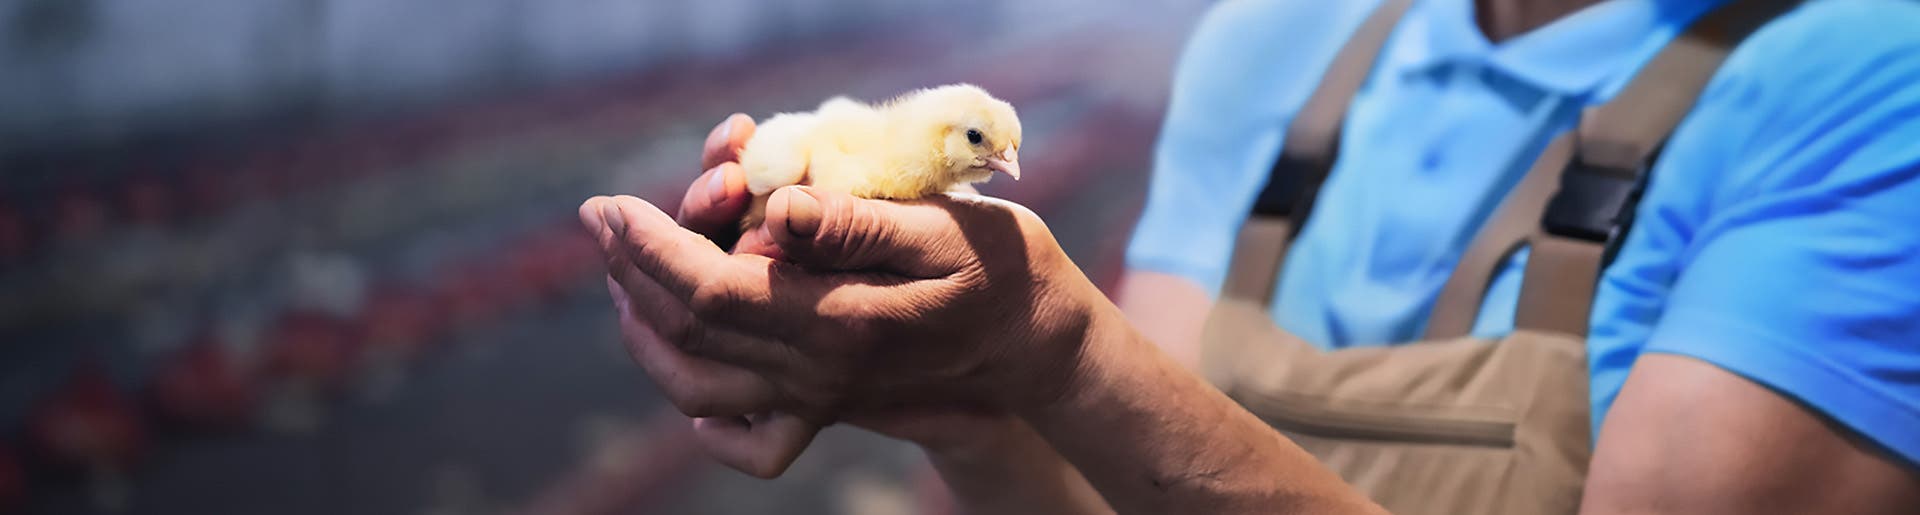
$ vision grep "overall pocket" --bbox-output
[1244,391,1517,448]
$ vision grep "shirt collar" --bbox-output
[1396,0,1729,100]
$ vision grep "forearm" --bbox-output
[1023,303,1382,515]
[924,418,1113,515]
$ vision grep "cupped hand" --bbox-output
[583,153,1106,443]
[644,114,818,476]
[623,115,1066,476]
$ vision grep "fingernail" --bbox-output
[580,198,607,233]
[781,187,821,237]
[727,113,752,139]
[600,201,627,234]
[706,167,729,204]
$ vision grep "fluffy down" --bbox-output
[736,84,1023,230]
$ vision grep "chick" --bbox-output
[737,83,1023,230]
[707,84,1023,479]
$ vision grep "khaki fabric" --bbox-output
[1197,0,1795,512]
[1203,301,1591,515]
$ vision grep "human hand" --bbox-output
[621,115,1041,477]
[633,114,820,477]
[581,161,1108,455]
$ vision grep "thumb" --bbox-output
[763,186,966,277]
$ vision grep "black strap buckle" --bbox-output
[1542,158,1643,242]
[1252,153,1333,218]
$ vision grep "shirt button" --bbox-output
[1421,149,1444,169]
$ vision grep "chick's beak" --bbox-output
[985,148,1021,181]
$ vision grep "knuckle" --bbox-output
[634,231,678,262]
[643,297,695,344]
[664,378,717,417]
[603,258,633,286]
[687,275,738,322]
[675,321,708,355]
[822,198,887,259]
[671,394,718,418]
[949,263,991,293]
[854,204,897,256]
[819,299,886,340]
[837,317,880,344]
[676,318,733,363]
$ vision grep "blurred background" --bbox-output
[0,1,1206,513]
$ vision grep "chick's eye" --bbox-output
[966,129,984,145]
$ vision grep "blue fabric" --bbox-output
[1126,0,1920,465]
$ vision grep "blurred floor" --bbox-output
[0,2,1206,514]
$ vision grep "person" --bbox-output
[578,0,1920,512]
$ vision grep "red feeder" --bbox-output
[119,177,175,227]
[151,336,259,432]
[51,189,108,242]
[359,289,442,363]
[263,311,358,393]
[0,445,23,513]
[437,262,514,328]
[26,365,147,474]
[0,206,30,263]
[183,164,232,217]
[507,247,561,302]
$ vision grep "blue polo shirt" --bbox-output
[1126,0,1920,464]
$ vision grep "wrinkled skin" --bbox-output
[585,115,1105,470]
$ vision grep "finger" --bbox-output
[691,414,820,479]
[762,186,973,277]
[701,114,756,170]
[607,277,784,418]
[584,195,734,301]
[585,197,802,370]
[591,195,935,349]
[731,223,784,260]
[607,266,797,376]
[676,162,751,241]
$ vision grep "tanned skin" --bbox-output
[597,0,1920,501]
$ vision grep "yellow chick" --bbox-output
[705,84,1022,479]
[737,83,1023,230]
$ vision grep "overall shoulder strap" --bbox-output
[1222,0,1416,305]
[1424,0,1801,339]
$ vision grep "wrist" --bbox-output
[1017,293,1135,422]
[921,416,1116,515]
[918,415,1035,466]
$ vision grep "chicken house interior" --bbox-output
[0,1,1198,513]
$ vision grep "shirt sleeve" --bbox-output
[1124,0,1379,296]
[1617,1,1920,465]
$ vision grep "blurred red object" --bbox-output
[182,164,232,217]
[151,336,260,432]
[359,289,443,362]
[0,206,30,263]
[263,311,359,393]
[51,189,109,242]
[437,262,516,327]
[506,249,558,302]
[0,445,23,513]
[26,365,147,473]
[119,176,175,226]
[509,232,597,301]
